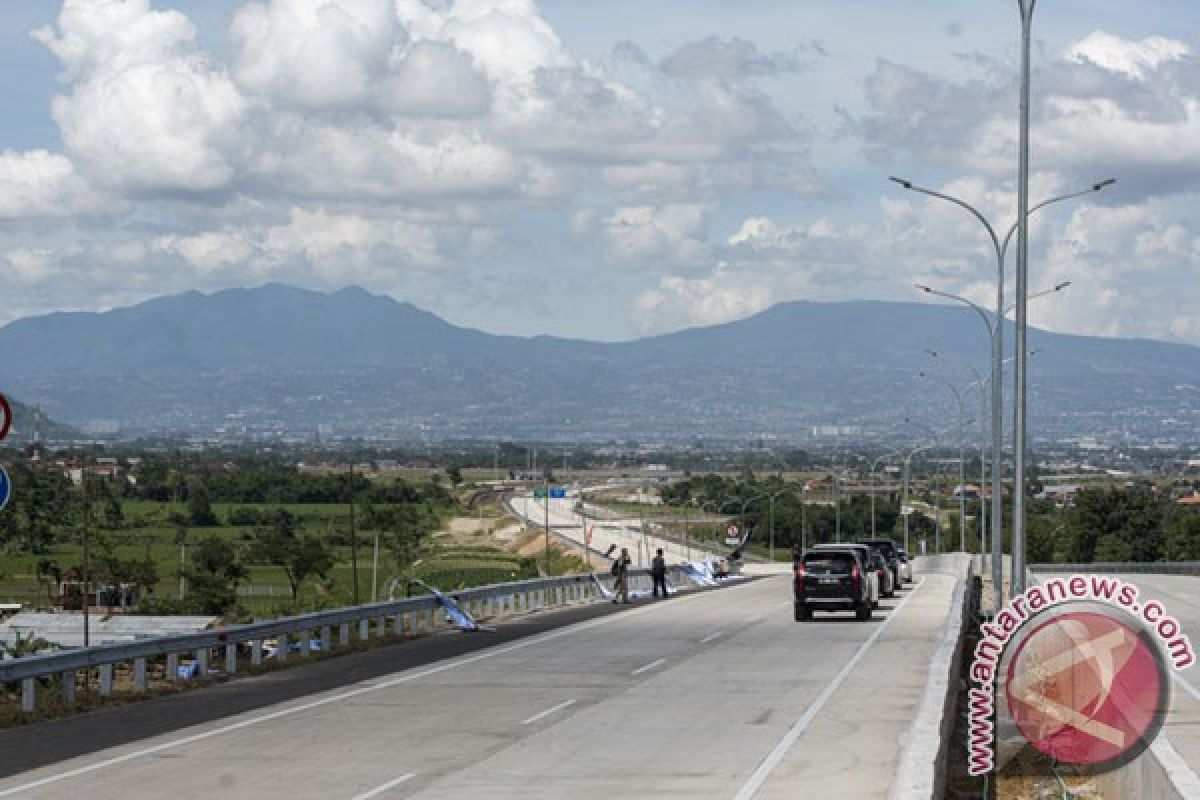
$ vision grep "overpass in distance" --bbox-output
[0,560,966,799]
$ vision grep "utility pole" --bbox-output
[80,453,90,648]
[349,465,359,605]
[371,531,380,602]
[683,500,691,562]
[543,476,550,560]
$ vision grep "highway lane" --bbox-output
[0,563,963,800]
[510,492,721,568]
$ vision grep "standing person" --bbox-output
[651,548,668,598]
[611,547,631,604]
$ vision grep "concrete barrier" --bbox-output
[889,553,973,800]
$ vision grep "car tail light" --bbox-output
[877,568,885,581]
[794,562,807,580]
[850,562,861,593]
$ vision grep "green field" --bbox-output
[0,499,579,617]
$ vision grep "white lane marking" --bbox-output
[522,698,578,725]
[631,658,666,676]
[1174,672,1200,703]
[701,631,723,644]
[350,772,415,800]
[0,585,732,798]
[733,577,928,800]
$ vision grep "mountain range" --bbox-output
[0,284,1197,442]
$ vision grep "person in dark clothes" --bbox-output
[651,548,668,598]
[612,547,631,604]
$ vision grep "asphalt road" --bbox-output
[0,564,962,800]
[510,492,721,568]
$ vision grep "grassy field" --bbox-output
[0,499,580,617]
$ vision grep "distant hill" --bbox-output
[0,393,75,444]
[0,284,1197,441]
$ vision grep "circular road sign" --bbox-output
[0,394,10,441]
[0,465,10,512]
[1006,608,1169,771]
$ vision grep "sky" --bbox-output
[1,1,1199,344]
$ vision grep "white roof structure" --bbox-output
[0,612,220,650]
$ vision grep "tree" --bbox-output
[92,535,159,610]
[187,477,219,527]
[183,537,247,615]
[103,497,124,530]
[250,510,335,601]
[35,559,62,605]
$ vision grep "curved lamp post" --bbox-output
[892,170,1112,602]
[920,372,967,553]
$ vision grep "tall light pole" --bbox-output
[891,174,1113,600]
[921,373,967,553]
[902,442,938,555]
[1013,0,1036,595]
[869,452,900,537]
[927,350,990,565]
[917,283,1067,599]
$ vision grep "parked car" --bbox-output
[794,547,874,621]
[868,548,895,598]
[811,544,879,607]
[858,538,902,589]
[896,547,914,583]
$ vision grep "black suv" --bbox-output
[794,547,873,621]
[859,538,901,591]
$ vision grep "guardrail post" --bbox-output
[196,647,209,678]
[376,615,387,637]
[276,637,287,665]
[321,626,331,653]
[251,640,263,666]
[299,633,310,658]
[167,653,179,681]
[358,618,370,641]
[99,663,113,696]
[21,678,35,712]
[225,643,237,674]
[403,611,414,634]
[339,623,350,648]
[485,597,494,618]
[393,613,403,634]
[421,608,432,631]
[61,670,76,705]
[134,658,147,692]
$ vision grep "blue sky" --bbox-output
[1,0,1199,344]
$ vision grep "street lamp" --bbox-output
[869,452,900,537]
[892,174,1113,601]
[902,442,939,555]
[832,450,869,542]
[920,372,967,553]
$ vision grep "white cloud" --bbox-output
[231,0,398,109]
[602,204,711,267]
[35,0,246,193]
[632,265,773,333]
[0,149,112,218]
[1066,31,1189,81]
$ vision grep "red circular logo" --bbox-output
[0,394,10,441]
[1006,609,1168,769]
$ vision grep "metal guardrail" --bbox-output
[1031,562,1200,576]
[0,567,690,714]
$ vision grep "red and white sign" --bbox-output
[0,394,10,441]
[1006,609,1168,768]
[585,525,594,545]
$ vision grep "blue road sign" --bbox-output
[549,487,567,499]
[0,465,10,511]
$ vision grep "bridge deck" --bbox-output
[0,566,962,800]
